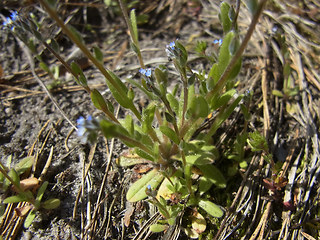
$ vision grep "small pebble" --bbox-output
[5,107,12,115]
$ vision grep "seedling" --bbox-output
[0,155,60,228]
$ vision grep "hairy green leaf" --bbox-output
[188,95,209,119]
[105,71,131,109]
[90,89,108,111]
[100,119,128,139]
[24,209,36,228]
[205,94,243,139]
[135,148,154,162]
[68,25,84,43]
[185,154,213,165]
[246,0,259,15]
[150,223,168,233]
[4,192,29,204]
[198,164,226,189]
[126,169,164,202]
[9,169,20,187]
[42,198,61,209]
[93,46,103,63]
[71,61,87,86]
[15,156,34,176]
[219,2,232,33]
[36,181,48,202]
[166,93,179,116]
[198,199,224,218]
[160,126,180,144]
[130,9,138,41]
[142,104,156,132]
[123,115,134,136]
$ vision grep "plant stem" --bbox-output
[180,146,194,197]
[0,162,24,194]
[161,96,180,137]
[151,197,170,219]
[206,0,267,100]
[232,0,241,30]
[181,76,188,128]
[100,104,120,124]
[118,134,153,156]
[17,38,78,130]
[39,0,142,121]
[173,59,188,129]
[41,41,91,93]
[117,0,145,68]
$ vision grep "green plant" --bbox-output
[0,155,60,228]
[74,0,265,236]
[271,33,299,99]
[4,0,267,237]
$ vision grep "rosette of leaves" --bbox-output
[107,2,245,237]
[0,155,60,228]
[37,0,248,237]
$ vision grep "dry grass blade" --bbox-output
[73,143,96,220]
[132,212,161,240]
[210,0,320,237]
[301,231,317,240]
[214,155,258,240]
[249,201,272,240]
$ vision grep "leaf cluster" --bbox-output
[0,155,60,228]
[25,0,267,237]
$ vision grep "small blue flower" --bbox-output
[139,68,152,78]
[213,39,222,46]
[3,11,18,26]
[139,68,146,75]
[2,11,19,31]
[77,116,86,137]
[77,115,100,144]
[145,184,157,197]
[145,68,152,77]
[3,17,11,26]
[166,40,180,59]
[77,116,85,125]
[168,41,175,50]
[10,11,18,22]
[272,26,278,33]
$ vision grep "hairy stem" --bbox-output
[117,0,145,68]
[206,0,267,100]
[39,0,142,121]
